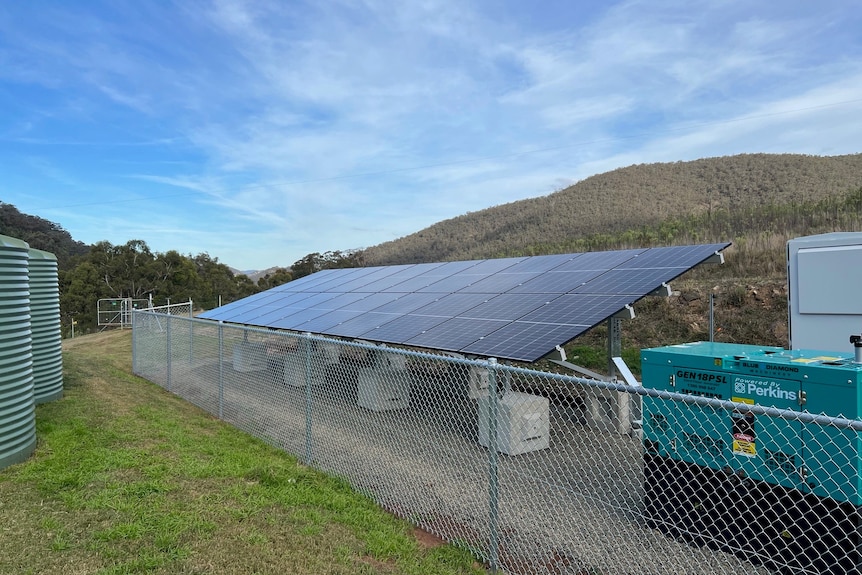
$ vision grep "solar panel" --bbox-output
[361,314,448,345]
[325,311,401,338]
[406,317,508,352]
[573,268,688,295]
[200,242,730,362]
[409,293,492,317]
[462,321,594,361]
[289,309,362,333]
[460,293,551,321]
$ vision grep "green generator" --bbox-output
[641,341,862,574]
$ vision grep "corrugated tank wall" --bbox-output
[0,234,35,470]
[29,248,63,404]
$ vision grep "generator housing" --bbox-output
[641,341,862,574]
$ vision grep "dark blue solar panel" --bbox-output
[290,309,363,333]
[269,307,334,330]
[325,311,401,338]
[381,260,484,292]
[509,270,607,294]
[371,292,440,313]
[574,268,687,295]
[240,305,310,326]
[461,321,593,360]
[276,268,356,292]
[618,243,726,269]
[329,265,408,293]
[518,294,635,326]
[208,292,314,322]
[360,314,447,345]
[406,317,508,351]
[198,290,280,320]
[358,263,440,292]
[499,253,577,274]
[553,248,644,271]
[459,293,551,321]
[457,256,527,275]
[310,292,371,310]
[337,292,403,312]
[284,292,343,309]
[416,273,493,293]
[458,272,541,293]
[381,274,444,293]
[410,293,491,317]
[200,242,731,362]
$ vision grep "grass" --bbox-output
[0,331,483,575]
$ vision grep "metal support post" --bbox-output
[166,314,172,392]
[709,293,715,341]
[487,358,500,573]
[131,309,138,374]
[608,317,622,378]
[304,333,314,465]
[218,322,224,419]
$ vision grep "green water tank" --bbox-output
[29,248,63,404]
[0,234,35,470]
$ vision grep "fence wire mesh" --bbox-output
[131,311,862,575]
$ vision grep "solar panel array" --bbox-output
[199,242,730,362]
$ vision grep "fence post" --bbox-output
[131,309,138,374]
[166,314,172,392]
[709,293,715,341]
[304,332,314,465]
[487,358,500,573]
[218,322,224,419]
[189,299,194,365]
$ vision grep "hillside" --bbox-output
[0,202,90,270]
[356,153,862,359]
[361,153,862,265]
[4,152,861,355]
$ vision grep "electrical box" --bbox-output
[376,349,407,370]
[788,232,862,351]
[641,341,862,574]
[318,342,342,364]
[468,365,490,399]
[357,368,410,411]
[478,392,549,455]
[283,350,327,387]
[232,341,267,372]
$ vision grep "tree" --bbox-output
[150,250,203,305]
[59,261,106,334]
[290,250,364,280]
[257,268,293,290]
[193,253,259,309]
[0,202,89,269]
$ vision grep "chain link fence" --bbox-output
[131,310,861,575]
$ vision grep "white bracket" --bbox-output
[611,356,640,387]
[704,251,725,265]
[613,304,636,319]
[649,283,672,298]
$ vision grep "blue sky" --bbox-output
[2,1,861,271]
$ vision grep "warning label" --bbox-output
[731,397,756,458]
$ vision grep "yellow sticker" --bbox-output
[792,356,840,364]
[733,439,757,457]
[732,397,755,405]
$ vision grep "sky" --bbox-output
[2,1,862,272]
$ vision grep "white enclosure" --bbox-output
[788,232,862,352]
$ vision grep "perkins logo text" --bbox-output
[735,377,797,401]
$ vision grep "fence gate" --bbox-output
[97,298,150,328]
